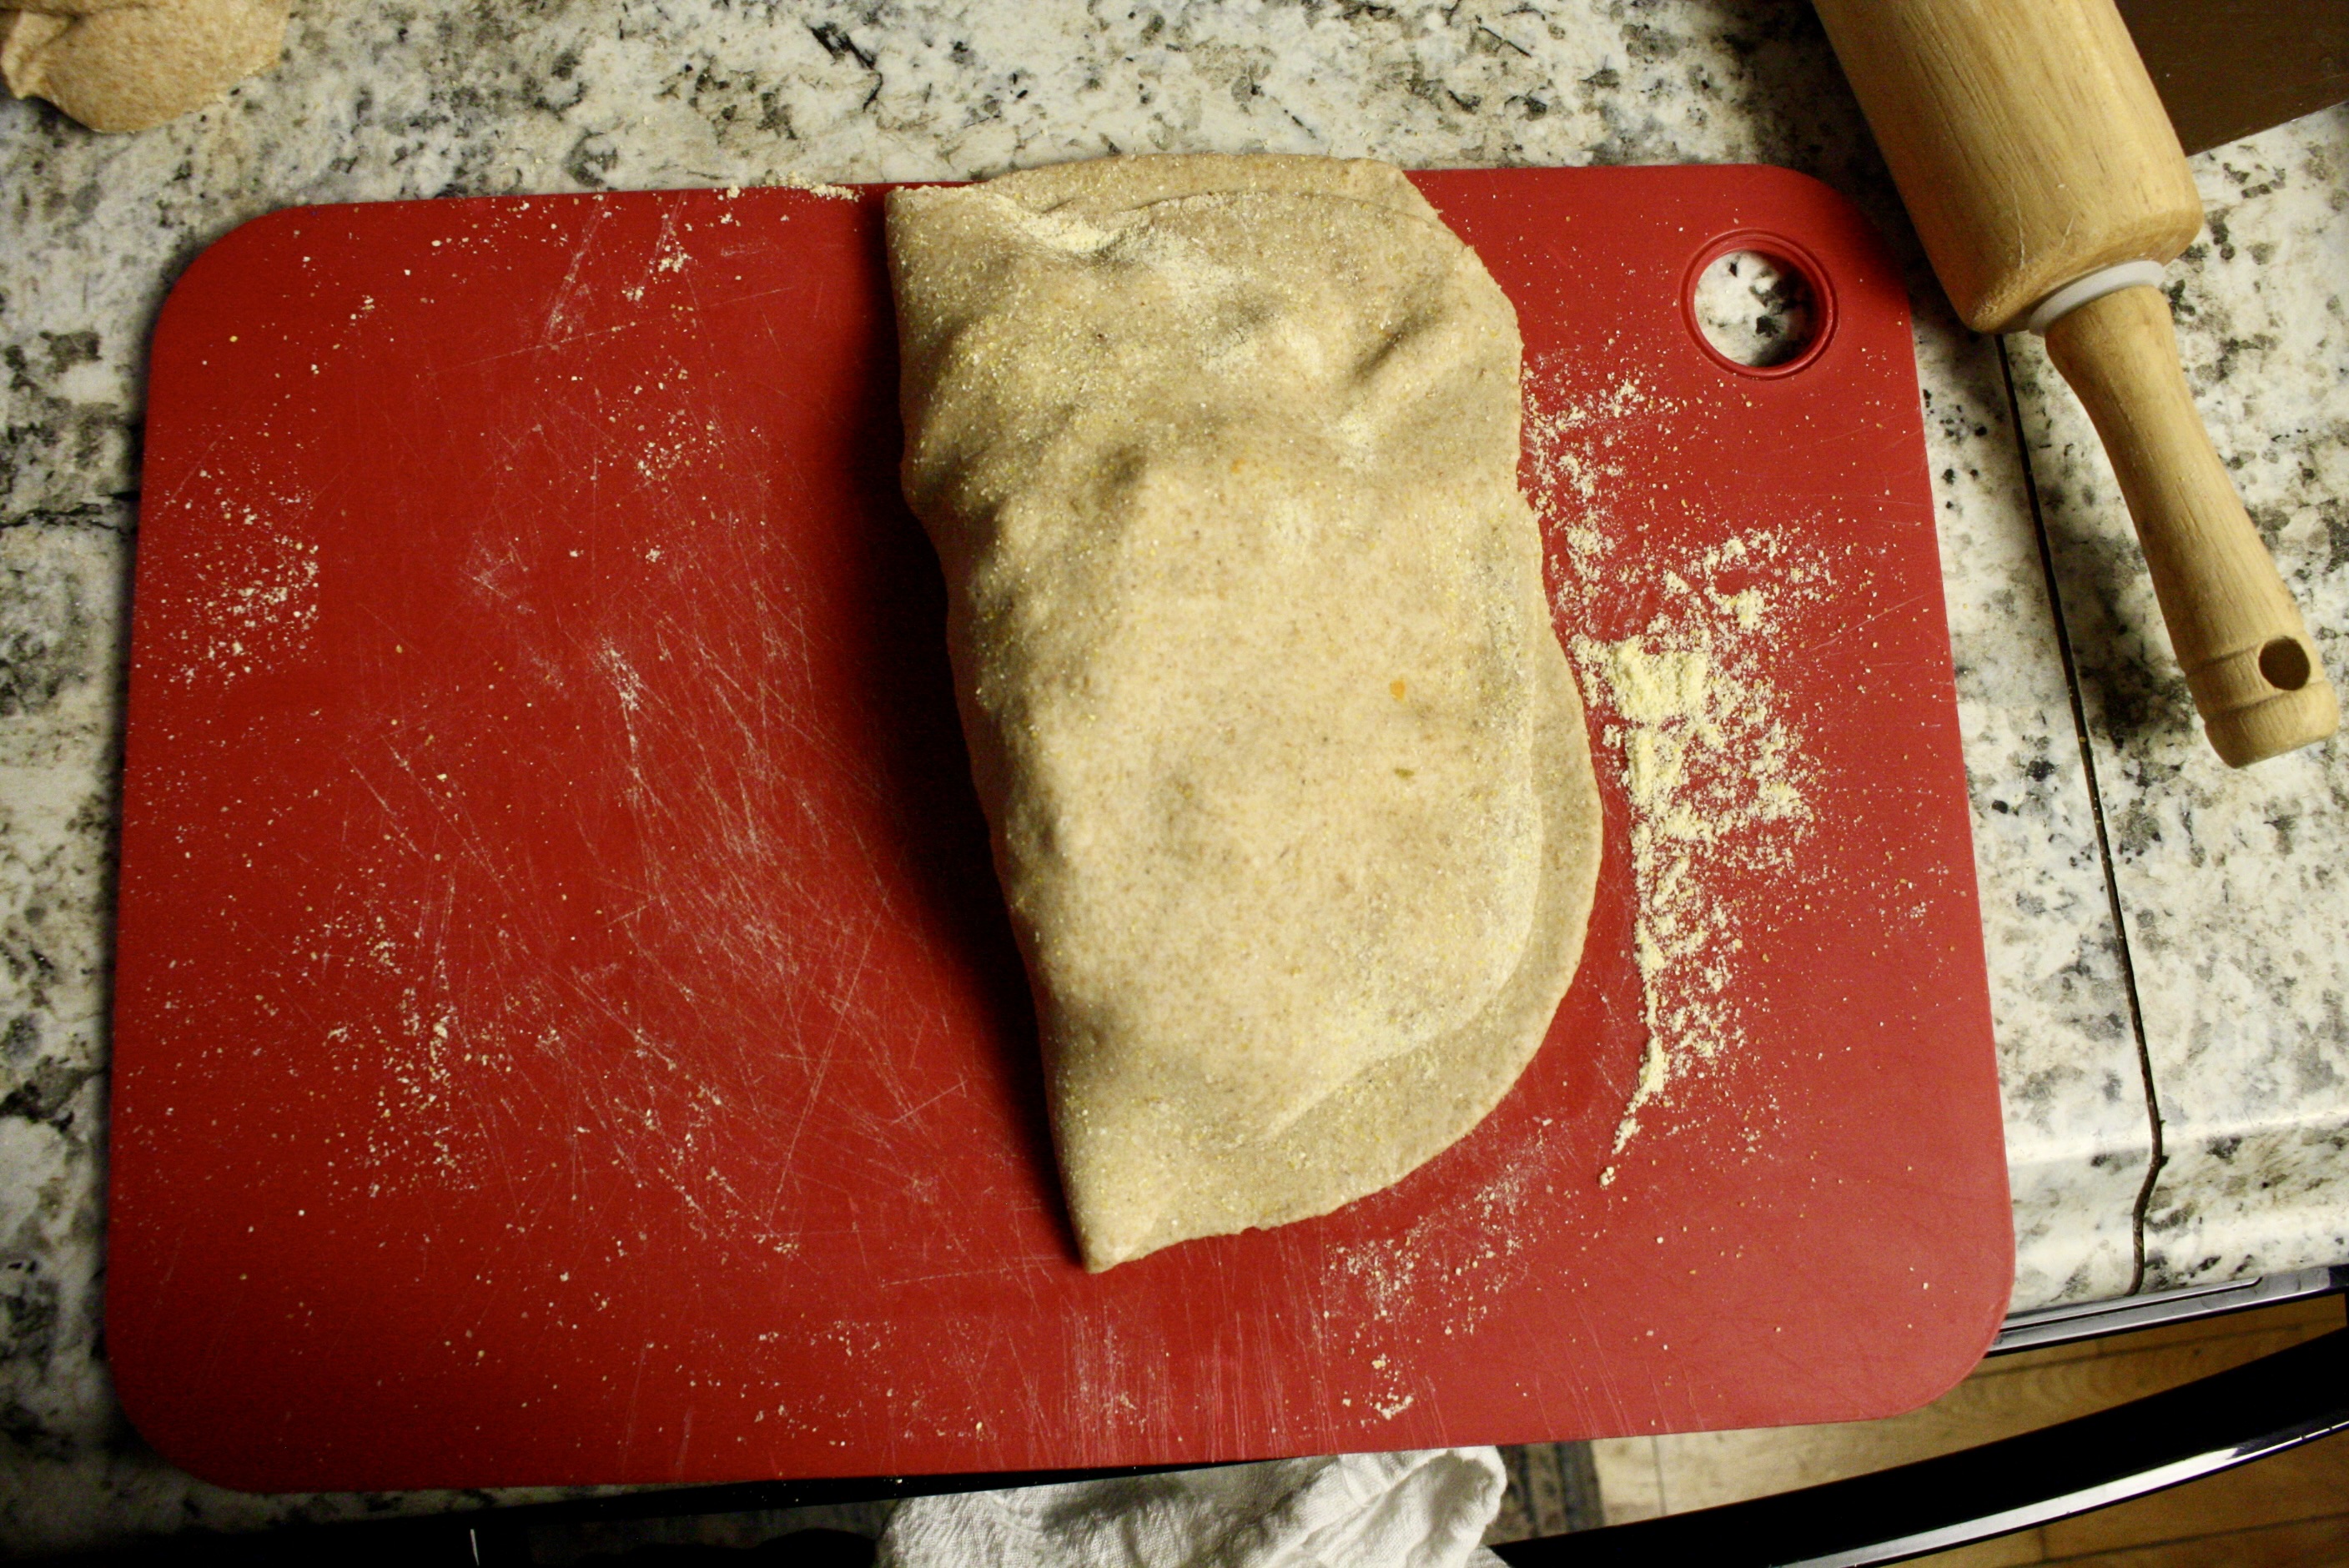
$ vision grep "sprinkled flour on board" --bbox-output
[167,486,323,685]
[769,170,859,201]
[1527,364,1845,1182]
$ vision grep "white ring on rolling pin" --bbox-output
[2023,259,2167,334]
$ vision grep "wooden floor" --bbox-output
[1486,1293,2348,1564]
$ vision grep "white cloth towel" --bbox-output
[876,1447,1510,1568]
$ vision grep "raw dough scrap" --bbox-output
[1,0,286,133]
[888,153,1602,1270]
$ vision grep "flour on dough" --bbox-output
[888,153,1602,1270]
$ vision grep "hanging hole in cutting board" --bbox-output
[1683,233,1836,377]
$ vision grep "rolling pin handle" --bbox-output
[2039,284,2339,766]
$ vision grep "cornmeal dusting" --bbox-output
[1529,368,1833,1182]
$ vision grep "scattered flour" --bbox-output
[170,485,322,685]
[1527,367,1838,1182]
[769,170,859,201]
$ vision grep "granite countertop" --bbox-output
[2,0,2344,1550]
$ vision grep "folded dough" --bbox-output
[1,0,286,133]
[888,153,1601,1270]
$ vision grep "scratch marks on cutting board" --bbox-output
[543,203,614,347]
[290,354,982,1272]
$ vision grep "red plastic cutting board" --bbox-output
[110,167,2010,1492]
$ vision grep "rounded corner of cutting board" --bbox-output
[1891,1275,2023,1423]
[149,204,308,340]
[103,1339,270,1497]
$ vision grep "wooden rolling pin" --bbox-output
[1813,0,2338,766]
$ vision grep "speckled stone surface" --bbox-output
[1916,319,2150,1314]
[0,514,127,1535]
[0,0,2309,1550]
[2005,103,2349,1298]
